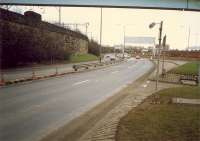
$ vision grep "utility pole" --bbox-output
[0,38,4,84]
[187,27,190,50]
[58,7,61,25]
[99,7,103,63]
[155,21,163,91]
[85,23,89,35]
[123,26,126,59]
[162,35,166,76]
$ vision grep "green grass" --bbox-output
[69,53,98,63]
[117,86,200,141]
[169,61,199,75]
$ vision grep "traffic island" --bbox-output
[116,86,200,141]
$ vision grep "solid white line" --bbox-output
[72,80,90,86]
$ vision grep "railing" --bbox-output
[0,60,124,86]
[72,60,123,71]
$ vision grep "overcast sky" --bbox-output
[9,6,200,50]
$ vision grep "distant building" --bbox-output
[187,46,200,51]
[114,44,123,50]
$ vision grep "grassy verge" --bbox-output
[117,86,200,141]
[69,53,98,63]
[169,61,199,75]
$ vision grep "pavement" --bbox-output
[0,58,153,141]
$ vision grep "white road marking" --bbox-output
[72,80,90,86]
[143,84,147,88]
[111,71,119,74]
[146,81,150,84]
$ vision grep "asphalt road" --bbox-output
[0,58,153,141]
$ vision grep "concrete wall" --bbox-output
[0,9,88,53]
[0,8,88,67]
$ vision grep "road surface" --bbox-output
[0,58,153,141]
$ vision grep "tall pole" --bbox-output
[99,7,103,63]
[156,21,163,91]
[162,35,166,75]
[187,27,190,50]
[0,33,3,84]
[59,7,61,25]
[123,26,126,59]
[85,23,89,36]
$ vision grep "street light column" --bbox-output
[99,7,103,63]
[155,21,163,91]
[162,35,167,75]
[123,26,126,59]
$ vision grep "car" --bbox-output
[136,55,140,59]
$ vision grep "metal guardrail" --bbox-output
[72,60,123,71]
[0,60,124,86]
[149,73,199,85]
[180,75,199,84]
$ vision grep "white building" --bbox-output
[187,46,200,51]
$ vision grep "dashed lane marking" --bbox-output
[72,80,90,86]
[111,71,119,74]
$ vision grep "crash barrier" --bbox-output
[0,60,124,86]
[179,75,198,84]
[149,73,199,86]
[72,60,123,71]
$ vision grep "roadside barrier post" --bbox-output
[32,68,35,79]
[56,67,58,75]
[198,64,200,87]
[0,70,4,84]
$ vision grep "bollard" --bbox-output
[198,64,200,86]
[55,67,58,75]
[0,71,4,85]
[32,69,36,79]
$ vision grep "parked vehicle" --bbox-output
[136,55,140,59]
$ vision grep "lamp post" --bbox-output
[99,7,103,63]
[187,27,190,50]
[149,21,163,91]
[115,24,135,59]
[162,35,167,76]
[123,26,126,59]
[58,7,61,25]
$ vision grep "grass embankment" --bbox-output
[169,61,199,75]
[117,86,200,141]
[69,53,98,63]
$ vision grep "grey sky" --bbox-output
[7,6,200,50]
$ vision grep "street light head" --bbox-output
[149,22,156,29]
